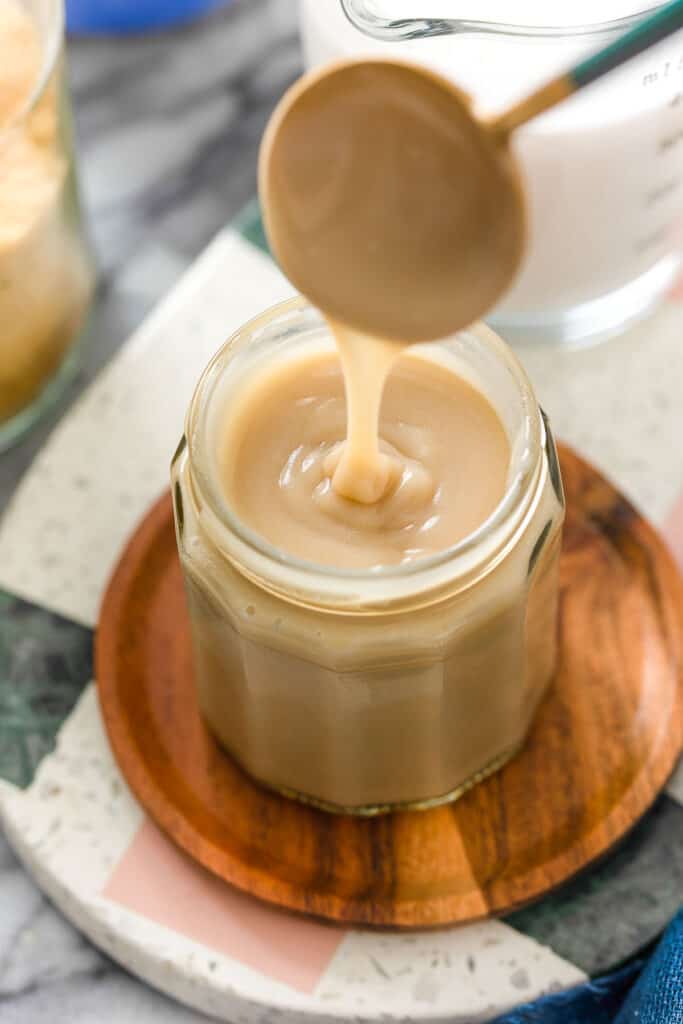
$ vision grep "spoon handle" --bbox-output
[492,0,683,137]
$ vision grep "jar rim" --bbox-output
[341,0,664,40]
[183,297,544,597]
[1,0,64,143]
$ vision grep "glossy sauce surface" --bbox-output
[220,349,510,569]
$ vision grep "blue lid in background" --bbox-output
[67,0,231,34]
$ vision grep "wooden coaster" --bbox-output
[96,446,683,928]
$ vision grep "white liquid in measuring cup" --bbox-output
[299,0,683,344]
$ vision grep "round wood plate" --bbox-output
[96,446,683,928]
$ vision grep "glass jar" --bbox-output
[171,298,565,814]
[299,0,683,347]
[0,0,95,450]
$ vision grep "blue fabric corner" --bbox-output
[615,909,683,1024]
[489,961,642,1024]
[489,908,682,1024]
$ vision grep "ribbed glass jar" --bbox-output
[172,298,565,814]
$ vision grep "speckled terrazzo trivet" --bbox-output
[0,211,682,1022]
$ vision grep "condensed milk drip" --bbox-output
[325,325,397,505]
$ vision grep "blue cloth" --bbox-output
[67,0,229,34]
[491,909,683,1024]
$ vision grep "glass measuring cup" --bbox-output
[299,0,683,345]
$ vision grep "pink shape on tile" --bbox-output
[103,819,347,994]
[671,273,683,302]
[665,491,683,571]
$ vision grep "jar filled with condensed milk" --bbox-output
[0,0,95,449]
[172,298,565,815]
[300,0,683,346]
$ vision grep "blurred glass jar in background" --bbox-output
[0,0,94,450]
[299,0,683,347]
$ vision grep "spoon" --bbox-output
[260,0,683,343]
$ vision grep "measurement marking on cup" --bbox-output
[645,178,680,206]
[659,128,683,153]
[635,224,671,254]
[642,53,683,87]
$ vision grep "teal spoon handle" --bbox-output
[493,0,683,136]
[574,0,683,86]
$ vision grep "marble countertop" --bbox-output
[1,1,300,1020]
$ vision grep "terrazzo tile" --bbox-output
[519,305,683,526]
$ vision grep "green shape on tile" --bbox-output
[234,198,270,256]
[0,589,93,789]
[506,795,683,976]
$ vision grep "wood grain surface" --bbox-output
[96,446,683,927]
